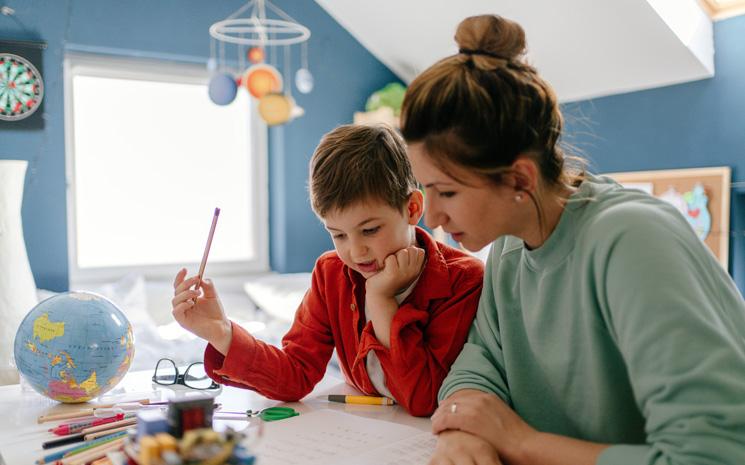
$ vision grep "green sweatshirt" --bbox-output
[439,174,745,465]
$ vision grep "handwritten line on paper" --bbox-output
[255,409,436,465]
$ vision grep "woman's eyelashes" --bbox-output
[426,186,456,199]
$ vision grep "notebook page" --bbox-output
[335,431,437,465]
[256,409,435,465]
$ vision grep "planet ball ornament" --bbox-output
[295,68,314,94]
[244,64,283,99]
[13,292,134,403]
[247,47,265,64]
[258,93,295,126]
[208,73,238,105]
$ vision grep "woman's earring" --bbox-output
[514,193,523,202]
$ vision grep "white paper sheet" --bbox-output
[255,409,436,465]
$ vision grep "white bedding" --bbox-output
[242,272,312,323]
[34,274,278,373]
[14,272,316,381]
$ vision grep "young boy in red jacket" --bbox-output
[171,124,483,416]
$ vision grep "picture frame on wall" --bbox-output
[605,166,732,269]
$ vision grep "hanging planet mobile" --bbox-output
[0,53,44,122]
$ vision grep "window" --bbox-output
[64,54,268,286]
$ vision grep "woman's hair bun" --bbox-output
[455,15,526,61]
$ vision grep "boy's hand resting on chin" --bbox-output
[364,246,425,348]
[365,246,426,299]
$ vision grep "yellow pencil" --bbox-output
[84,424,135,441]
[327,395,395,405]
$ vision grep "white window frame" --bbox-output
[63,53,269,287]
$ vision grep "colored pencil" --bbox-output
[37,399,151,423]
[194,207,220,291]
[36,431,128,464]
[84,425,135,441]
[63,433,126,458]
[57,438,124,465]
[50,414,125,435]
[42,433,86,450]
[81,418,136,435]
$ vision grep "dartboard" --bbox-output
[0,53,44,121]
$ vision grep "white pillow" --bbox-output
[84,274,206,371]
[243,273,312,323]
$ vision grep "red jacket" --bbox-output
[204,227,483,416]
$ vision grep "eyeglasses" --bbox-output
[152,358,220,390]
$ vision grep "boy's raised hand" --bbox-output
[366,245,426,298]
[171,268,233,355]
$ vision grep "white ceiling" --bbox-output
[314,0,714,102]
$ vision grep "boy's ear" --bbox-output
[406,190,424,225]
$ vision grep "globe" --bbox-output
[13,291,135,403]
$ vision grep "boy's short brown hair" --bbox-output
[309,124,417,217]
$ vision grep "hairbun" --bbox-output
[455,15,526,62]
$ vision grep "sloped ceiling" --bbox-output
[314,0,713,102]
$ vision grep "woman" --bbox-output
[401,14,745,465]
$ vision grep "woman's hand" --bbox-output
[432,390,536,464]
[171,268,232,355]
[429,430,503,465]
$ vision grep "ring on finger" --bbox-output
[450,403,457,414]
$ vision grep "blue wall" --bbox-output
[0,0,398,290]
[562,15,745,293]
[5,2,743,293]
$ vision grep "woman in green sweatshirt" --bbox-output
[400,14,745,465]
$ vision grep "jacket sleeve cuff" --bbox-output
[388,303,428,357]
[204,320,258,385]
[357,304,428,360]
[358,321,386,356]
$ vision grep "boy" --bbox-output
[171,124,483,416]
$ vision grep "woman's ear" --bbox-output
[407,190,425,225]
[510,156,539,194]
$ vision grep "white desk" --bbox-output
[0,370,430,465]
